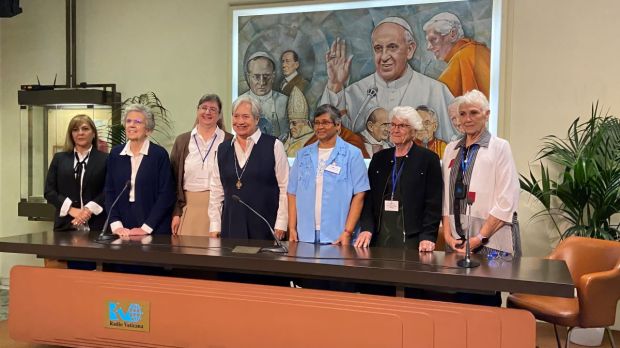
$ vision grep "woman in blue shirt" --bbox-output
[288,104,369,245]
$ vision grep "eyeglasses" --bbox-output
[125,118,144,126]
[313,121,335,127]
[422,120,436,127]
[390,123,411,130]
[249,73,274,82]
[198,106,219,113]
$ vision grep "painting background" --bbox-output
[235,0,494,118]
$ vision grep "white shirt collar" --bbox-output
[233,128,262,145]
[120,139,150,156]
[74,146,93,159]
[284,70,298,83]
[191,126,223,140]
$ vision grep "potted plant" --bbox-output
[520,103,620,345]
[521,102,620,242]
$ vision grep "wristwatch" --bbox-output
[477,234,490,245]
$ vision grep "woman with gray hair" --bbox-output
[104,103,176,237]
[441,89,519,306]
[357,105,442,252]
[208,95,289,241]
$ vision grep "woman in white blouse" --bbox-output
[441,89,520,305]
[170,94,233,235]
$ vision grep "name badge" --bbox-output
[384,200,399,211]
[325,164,341,174]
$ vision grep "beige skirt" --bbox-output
[177,191,211,236]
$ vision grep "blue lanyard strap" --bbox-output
[193,133,217,167]
[460,144,479,176]
[390,151,406,199]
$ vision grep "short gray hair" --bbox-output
[389,106,423,131]
[122,103,155,131]
[313,104,342,125]
[232,95,262,120]
[458,89,489,113]
[423,12,464,40]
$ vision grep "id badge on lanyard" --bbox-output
[384,151,404,212]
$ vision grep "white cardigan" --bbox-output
[441,134,520,253]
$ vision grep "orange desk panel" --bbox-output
[9,266,534,347]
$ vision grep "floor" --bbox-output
[0,288,617,347]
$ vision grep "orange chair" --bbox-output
[507,236,620,348]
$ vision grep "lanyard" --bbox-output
[390,151,406,199]
[460,144,479,176]
[193,133,217,169]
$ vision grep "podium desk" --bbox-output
[0,231,573,347]
[0,230,574,297]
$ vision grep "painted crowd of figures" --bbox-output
[239,14,490,159]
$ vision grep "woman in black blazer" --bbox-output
[356,106,443,251]
[45,114,108,232]
[45,114,107,270]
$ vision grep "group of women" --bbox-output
[45,89,519,302]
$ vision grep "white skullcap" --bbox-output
[374,16,414,37]
[245,51,276,73]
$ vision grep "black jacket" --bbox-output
[359,144,442,244]
[44,149,108,231]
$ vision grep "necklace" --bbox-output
[233,149,249,190]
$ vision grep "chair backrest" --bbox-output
[549,236,620,327]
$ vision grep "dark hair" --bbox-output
[313,104,342,125]
[281,49,299,62]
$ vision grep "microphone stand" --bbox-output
[457,200,480,268]
[348,87,377,131]
[96,180,130,242]
[232,195,288,253]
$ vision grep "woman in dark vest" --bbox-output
[208,95,289,241]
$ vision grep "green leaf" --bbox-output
[520,102,620,241]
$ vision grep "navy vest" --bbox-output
[217,134,279,240]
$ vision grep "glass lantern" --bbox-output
[17,89,120,220]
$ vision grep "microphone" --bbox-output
[231,194,288,253]
[457,190,480,268]
[348,86,377,132]
[96,180,131,242]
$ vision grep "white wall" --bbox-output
[507,0,620,256]
[1,0,619,326]
[0,0,67,276]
